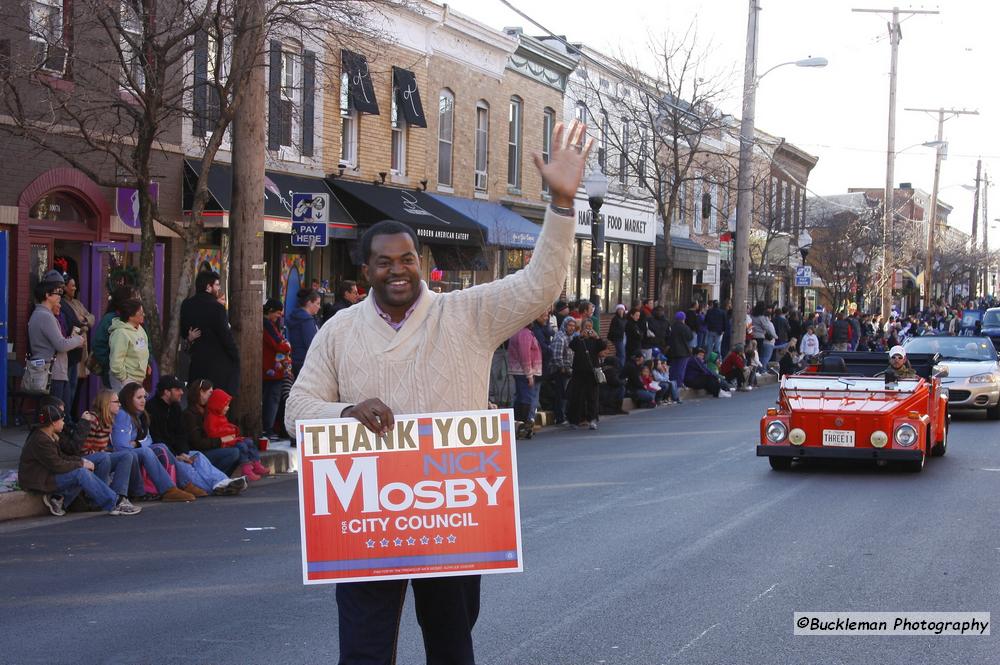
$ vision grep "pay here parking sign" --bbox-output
[296,409,523,585]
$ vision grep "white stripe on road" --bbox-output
[519,482,627,491]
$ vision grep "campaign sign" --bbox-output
[296,409,523,585]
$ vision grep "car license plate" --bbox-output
[823,430,855,447]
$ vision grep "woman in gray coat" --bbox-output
[28,280,84,420]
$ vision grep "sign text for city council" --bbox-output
[296,409,523,585]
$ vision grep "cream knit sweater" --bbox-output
[285,207,575,430]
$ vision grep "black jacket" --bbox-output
[647,315,670,351]
[147,396,189,455]
[704,306,726,334]
[624,318,648,357]
[831,319,851,344]
[621,361,645,394]
[668,322,693,359]
[607,314,627,343]
[180,292,240,394]
[773,315,791,343]
[323,298,353,324]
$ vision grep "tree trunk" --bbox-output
[227,0,267,437]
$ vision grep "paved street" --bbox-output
[1,386,998,665]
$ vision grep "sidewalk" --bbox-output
[0,373,776,522]
[0,427,297,522]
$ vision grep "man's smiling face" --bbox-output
[363,233,422,311]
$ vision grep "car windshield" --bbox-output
[783,376,919,393]
[904,337,998,362]
[984,310,1000,327]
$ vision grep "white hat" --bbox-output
[889,345,906,358]
[615,303,627,311]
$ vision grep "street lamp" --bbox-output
[583,169,608,311]
[731,1,828,345]
[853,247,866,313]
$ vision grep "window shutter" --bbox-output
[302,50,315,157]
[267,40,282,150]
[192,30,208,136]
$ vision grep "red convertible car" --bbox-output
[757,352,949,472]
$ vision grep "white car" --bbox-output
[904,336,1000,419]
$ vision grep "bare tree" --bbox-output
[804,195,881,312]
[581,25,735,310]
[0,0,397,374]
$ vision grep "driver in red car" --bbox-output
[888,345,917,379]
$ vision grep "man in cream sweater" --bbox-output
[286,121,592,665]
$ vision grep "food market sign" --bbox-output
[574,196,656,246]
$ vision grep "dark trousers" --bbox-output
[685,374,721,397]
[552,372,570,423]
[724,368,746,389]
[336,575,481,665]
[202,447,241,476]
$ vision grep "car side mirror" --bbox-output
[933,366,948,378]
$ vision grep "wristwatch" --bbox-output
[549,202,575,217]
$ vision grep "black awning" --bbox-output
[183,159,357,237]
[392,66,427,128]
[656,234,709,271]
[342,50,379,115]
[329,180,484,247]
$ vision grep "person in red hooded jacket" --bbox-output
[262,298,292,440]
[203,388,270,481]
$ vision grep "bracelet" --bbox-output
[549,202,575,217]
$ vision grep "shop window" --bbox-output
[438,89,454,186]
[475,102,488,191]
[29,193,85,224]
[390,84,407,175]
[120,1,145,91]
[28,0,67,74]
[578,239,592,303]
[340,71,358,166]
[504,248,532,276]
[621,243,633,306]
[567,241,580,302]
[607,242,622,308]
[507,96,522,189]
[542,107,555,194]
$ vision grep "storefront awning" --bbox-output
[656,234,710,271]
[182,159,357,238]
[329,180,484,247]
[429,194,539,249]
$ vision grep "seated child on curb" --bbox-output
[203,389,270,481]
[651,357,682,403]
[18,398,141,516]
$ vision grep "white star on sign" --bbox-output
[434,535,444,545]
[406,537,416,546]
[447,535,457,544]
[420,536,430,545]
[393,538,403,547]
[366,539,376,549]
[380,538,390,548]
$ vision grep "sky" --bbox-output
[442,0,998,247]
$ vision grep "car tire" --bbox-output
[987,401,1000,421]
[768,456,793,471]
[931,417,949,457]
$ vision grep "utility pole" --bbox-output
[970,159,981,299]
[904,107,978,309]
[228,0,267,437]
[731,0,759,345]
[853,6,938,318]
[983,169,990,297]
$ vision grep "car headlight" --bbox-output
[765,421,788,443]
[870,430,888,448]
[968,372,1000,385]
[894,424,918,447]
[788,428,806,445]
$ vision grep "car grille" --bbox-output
[948,390,971,402]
